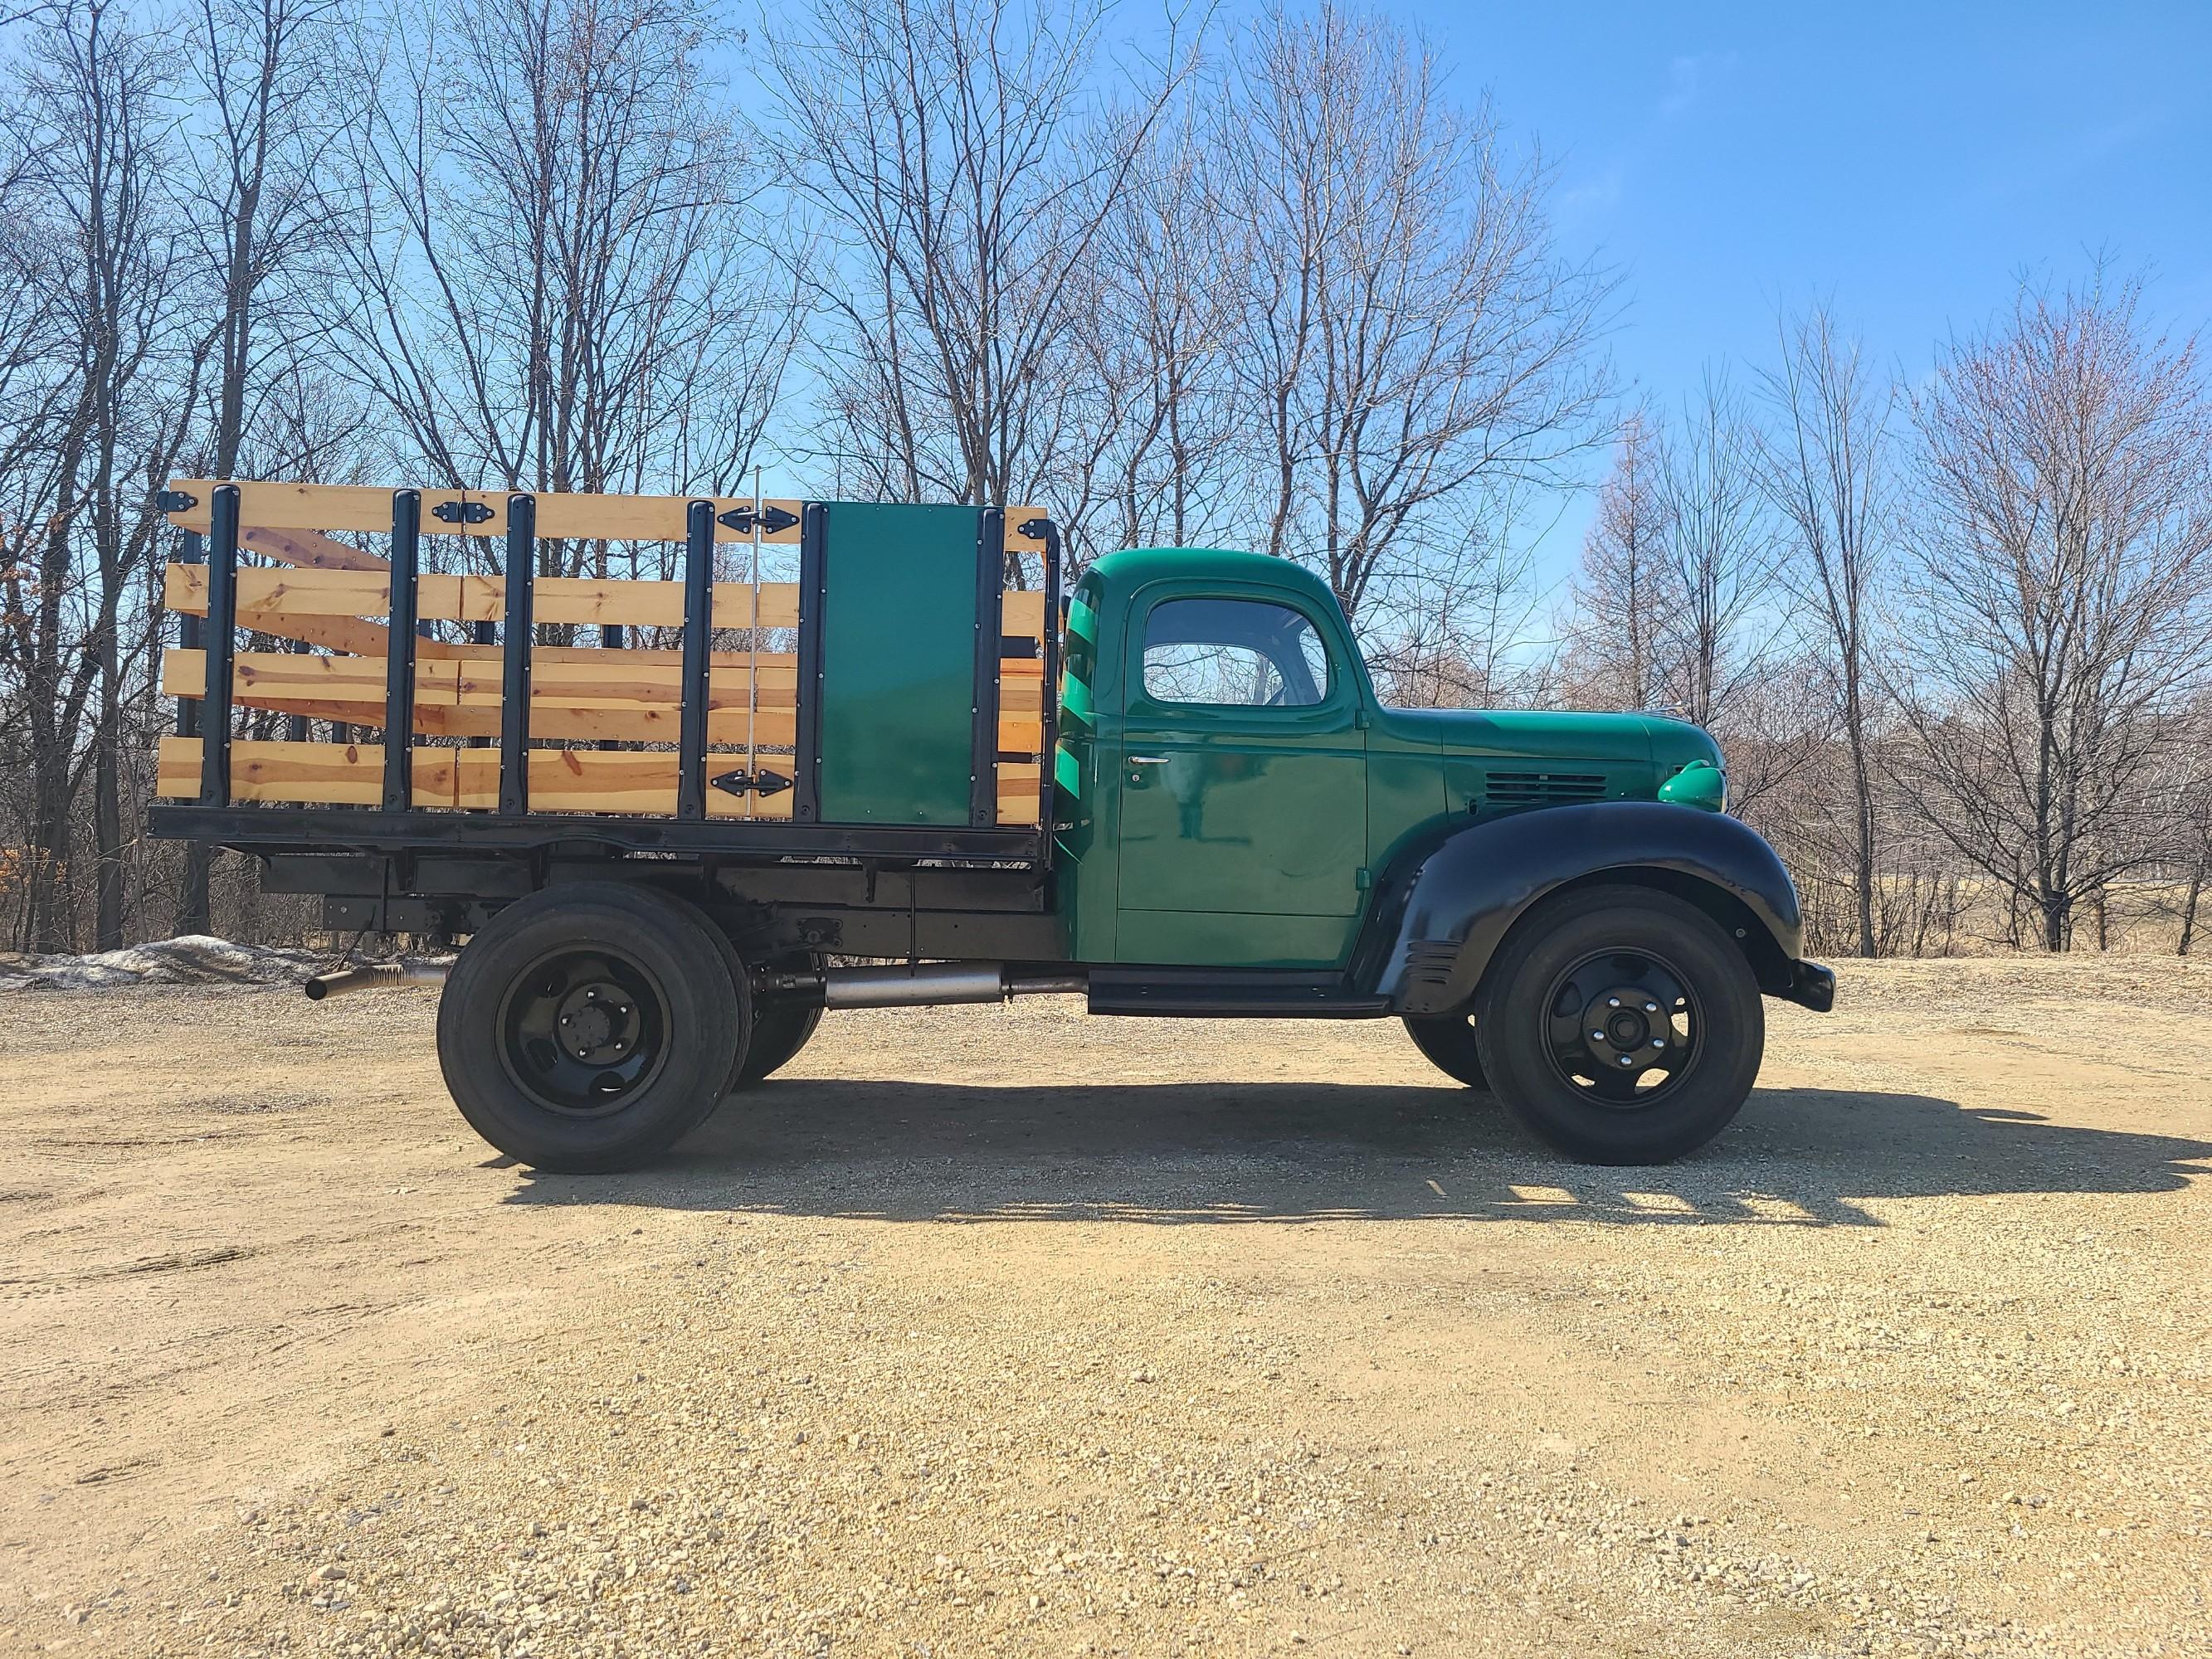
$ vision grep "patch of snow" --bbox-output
[0,935,324,991]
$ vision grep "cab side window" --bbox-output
[1140,598,1331,708]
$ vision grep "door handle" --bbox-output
[1128,756,1171,765]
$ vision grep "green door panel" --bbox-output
[817,504,980,825]
[1112,584,1367,969]
[1113,907,1362,968]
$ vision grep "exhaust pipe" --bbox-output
[797,963,1087,1010]
[305,961,450,1001]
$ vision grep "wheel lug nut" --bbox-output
[1650,1038,1664,1048]
[1606,997,1620,1008]
[1644,1002,1658,1013]
[1591,1030,1605,1043]
[1617,1054,1635,1066]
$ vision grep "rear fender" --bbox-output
[1360,803,1806,1015]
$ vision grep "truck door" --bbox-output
[1113,591,1367,967]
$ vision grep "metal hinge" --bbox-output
[431,499,494,525]
[155,489,197,513]
[718,504,798,535]
[710,767,792,798]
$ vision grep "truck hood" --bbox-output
[1372,706,1720,769]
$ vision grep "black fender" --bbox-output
[1360,803,1810,1016]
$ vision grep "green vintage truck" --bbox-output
[150,484,1833,1173]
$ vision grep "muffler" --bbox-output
[305,961,451,1000]
[802,963,1088,1010]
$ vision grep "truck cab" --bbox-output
[149,484,1831,1176]
[1052,547,1735,973]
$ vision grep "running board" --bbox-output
[1085,967,1391,1019]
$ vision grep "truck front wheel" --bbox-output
[436,883,747,1172]
[1474,884,1761,1165]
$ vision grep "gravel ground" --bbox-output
[0,956,2207,1658]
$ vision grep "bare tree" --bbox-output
[340,0,795,531]
[1220,2,1610,625]
[1055,90,1248,567]
[1565,405,1668,710]
[1898,271,2212,950]
[1756,304,1896,957]
[2,0,204,951]
[763,0,1193,570]
[1653,372,1776,731]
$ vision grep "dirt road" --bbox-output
[1,957,2207,1657]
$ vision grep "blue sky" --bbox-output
[1363,0,2212,581]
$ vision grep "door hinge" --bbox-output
[718,504,799,535]
[710,767,793,798]
[1355,867,1372,891]
[431,499,495,525]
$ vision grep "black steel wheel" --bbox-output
[737,1001,823,1086]
[1402,1014,1490,1091]
[1474,883,1761,1164]
[437,883,746,1172]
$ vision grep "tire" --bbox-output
[1474,883,1761,1165]
[1403,1014,1490,1091]
[736,1002,823,1085]
[436,882,748,1173]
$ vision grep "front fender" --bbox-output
[1364,803,1807,1015]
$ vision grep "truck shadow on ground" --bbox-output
[500,1080,2212,1229]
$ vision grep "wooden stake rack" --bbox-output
[153,481,1059,841]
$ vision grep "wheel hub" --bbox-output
[1543,951,1699,1109]
[555,981,636,1063]
[1582,985,1671,1070]
[498,950,670,1117]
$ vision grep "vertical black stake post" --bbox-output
[793,503,827,824]
[382,489,421,812]
[675,499,714,820]
[499,495,535,815]
[198,488,241,806]
[176,530,204,741]
[969,508,1006,826]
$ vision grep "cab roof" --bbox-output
[1082,547,1341,613]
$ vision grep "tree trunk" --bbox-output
[2180,863,2204,957]
[93,688,124,951]
[2041,890,2068,953]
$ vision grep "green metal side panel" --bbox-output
[818,503,982,826]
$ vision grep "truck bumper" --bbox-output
[1781,958,1835,1013]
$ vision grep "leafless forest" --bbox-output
[2,0,2210,959]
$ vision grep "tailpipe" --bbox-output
[305,961,450,1001]
[782,962,1087,1010]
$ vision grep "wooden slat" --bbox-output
[241,524,390,572]
[163,563,807,631]
[163,479,805,545]
[1004,507,1048,563]
[161,733,1046,821]
[1002,591,1047,637]
[156,736,458,806]
[166,647,1045,753]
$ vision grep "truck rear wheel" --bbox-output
[737,1003,823,1085]
[1403,1014,1490,1091]
[436,883,747,1173]
[1474,884,1761,1165]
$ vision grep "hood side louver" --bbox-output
[1484,771,1607,809]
